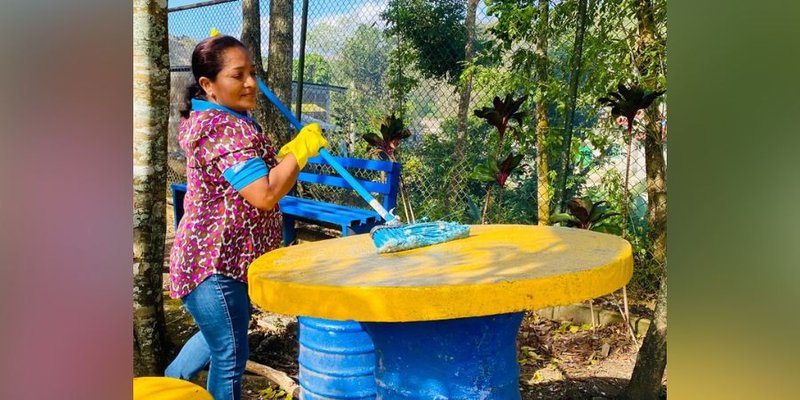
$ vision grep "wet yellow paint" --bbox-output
[248,225,632,322]
[133,377,213,400]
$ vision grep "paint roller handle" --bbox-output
[318,149,396,223]
[257,77,304,131]
[257,77,398,224]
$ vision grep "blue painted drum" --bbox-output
[361,312,525,399]
[297,317,376,400]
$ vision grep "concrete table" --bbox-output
[249,225,632,399]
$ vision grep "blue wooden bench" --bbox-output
[170,183,187,230]
[279,154,400,245]
[169,155,400,246]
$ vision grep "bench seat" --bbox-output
[278,196,380,228]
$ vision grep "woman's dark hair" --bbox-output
[180,35,247,118]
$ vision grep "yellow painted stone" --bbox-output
[248,225,632,322]
[133,377,212,400]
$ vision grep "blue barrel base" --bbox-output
[361,312,524,400]
[298,317,376,399]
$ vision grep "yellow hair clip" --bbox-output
[209,27,220,37]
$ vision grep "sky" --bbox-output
[169,0,361,15]
[168,0,391,54]
[167,0,493,58]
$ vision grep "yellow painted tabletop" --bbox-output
[133,377,213,400]
[248,225,632,322]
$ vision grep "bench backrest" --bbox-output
[169,156,401,230]
[298,155,401,213]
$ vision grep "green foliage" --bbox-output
[330,91,386,154]
[466,197,482,224]
[584,169,658,294]
[337,24,389,96]
[382,0,467,83]
[497,153,525,186]
[596,82,665,238]
[397,116,494,222]
[257,384,292,400]
[550,197,621,234]
[470,159,498,184]
[478,1,539,94]
[484,0,539,47]
[306,22,345,56]
[328,24,392,152]
[362,114,412,159]
[386,38,419,117]
[469,93,530,223]
[475,0,659,200]
[470,153,523,187]
[598,83,665,132]
[472,93,529,157]
[626,221,661,295]
[473,94,528,145]
[292,53,332,85]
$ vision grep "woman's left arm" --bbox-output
[217,122,327,211]
[235,154,300,211]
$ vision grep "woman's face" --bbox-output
[199,46,258,113]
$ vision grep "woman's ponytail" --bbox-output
[179,82,204,119]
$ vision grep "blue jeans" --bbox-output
[165,274,251,400]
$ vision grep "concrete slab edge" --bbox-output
[533,303,651,336]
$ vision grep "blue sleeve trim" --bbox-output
[222,157,269,191]
[191,98,254,123]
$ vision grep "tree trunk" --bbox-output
[534,0,551,225]
[644,106,667,266]
[241,0,271,135]
[264,0,294,147]
[635,0,667,269]
[132,0,169,376]
[634,0,661,82]
[555,0,589,212]
[621,274,667,399]
[447,0,479,209]
[623,0,668,396]
[481,185,494,224]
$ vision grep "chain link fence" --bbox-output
[167,0,666,291]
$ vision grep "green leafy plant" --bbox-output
[362,113,412,159]
[257,385,292,400]
[598,83,665,134]
[362,113,415,221]
[466,196,482,224]
[473,94,527,144]
[382,0,468,83]
[471,94,528,223]
[470,153,524,187]
[470,153,524,223]
[598,83,665,233]
[551,197,621,234]
[292,53,333,85]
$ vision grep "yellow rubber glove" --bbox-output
[277,123,329,169]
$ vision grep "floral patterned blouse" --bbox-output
[169,102,282,298]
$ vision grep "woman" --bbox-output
[164,35,327,400]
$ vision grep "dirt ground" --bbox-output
[163,204,665,399]
[207,308,662,400]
